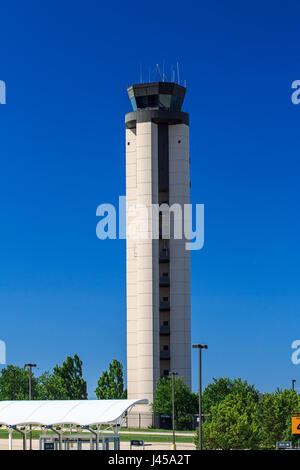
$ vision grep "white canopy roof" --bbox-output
[0,399,148,427]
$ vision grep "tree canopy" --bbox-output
[195,377,300,449]
[0,365,39,400]
[152,376,198,430]
[202,377,259,415]
[256,389,300,448]
[95,359,127,399]
[0,354,87,401]
[199,390,259,449]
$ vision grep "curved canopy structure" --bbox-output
[0,399,148,427]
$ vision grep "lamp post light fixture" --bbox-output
[24,363,37,450]
[169,371,178,451]
[292,379,296,391]
[192,344,208,451]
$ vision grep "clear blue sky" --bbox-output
[0,0,299,397]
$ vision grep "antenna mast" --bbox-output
[177,62,180,85]
[171,65,175,83]
[140,63,143,83]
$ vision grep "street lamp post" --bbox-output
[169,371,178,450]
[192,344,208,451]
[24,363,37,450]
[292,379,296,391]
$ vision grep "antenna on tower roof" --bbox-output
[171,65,175,83]
[177,62,180,85]
[162,60,166,82]
[140,63,143,84]
[156,64,162,81]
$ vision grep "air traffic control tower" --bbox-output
[125,82,191,426]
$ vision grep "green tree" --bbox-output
[194,377,260,449]
[195,391,259,449]
[38,354,87,400]
[202,377,259,415]
[256,389,300,449]
[152,377,198,430]
[95,360,127,399]
[37,371,70,399]
[0,365,39,400]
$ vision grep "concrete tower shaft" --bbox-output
[125,82,191,427]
